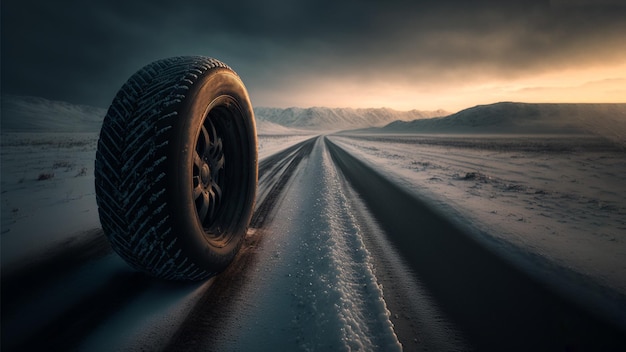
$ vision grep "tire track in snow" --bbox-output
[253,136,318,228]
[163,136,318,351]
[325,137,626,351]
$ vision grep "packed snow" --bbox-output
[210,139,402,351]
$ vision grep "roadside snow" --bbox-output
[329,134,626,297]
[257,134,317,160]
[0,132,315,268]
[1,133,100,266]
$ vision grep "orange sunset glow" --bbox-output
[254,59,626,112]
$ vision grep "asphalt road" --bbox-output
[2,136,625,351]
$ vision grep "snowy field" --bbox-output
[1,133,101,265]
[0,133,312,268]
[330,134,626,297]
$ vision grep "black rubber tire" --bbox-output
[95,56,257,280]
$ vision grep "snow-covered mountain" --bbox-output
[1,95,107,132]
[254,106,448,130]
[380,102,626,138]
[255,119,313,135]
[1,96,446,133]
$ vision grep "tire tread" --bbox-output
[95,57,232,279]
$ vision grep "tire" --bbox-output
[95,56,257,280]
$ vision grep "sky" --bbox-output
[2,0,626,112]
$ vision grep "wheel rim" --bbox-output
[193,116,225,230]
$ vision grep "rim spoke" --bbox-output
[211,184,222,218]
[201,124,211,145]
[214,153,225,171]
[198,191,209,222]
[194,117,226,228]
[207,189,217,220]
[210,139,223,160]
[192,181,203,200]
[193,151,203,168]
[212,184,222,204]
[197,125,208,154]
[201,125,211,156]
[208,119,218,143]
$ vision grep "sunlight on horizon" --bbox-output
[254,61,626,113]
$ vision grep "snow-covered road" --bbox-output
[2,133,626,351]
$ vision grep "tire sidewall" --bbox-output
[167,68,257,271]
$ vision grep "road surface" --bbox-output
[2,136,625,351]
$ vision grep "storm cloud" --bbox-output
[2,0,625,109]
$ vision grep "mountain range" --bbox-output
[2,96,625,143]
[254,106,448,130]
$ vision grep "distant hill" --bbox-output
[380,102,626,138]
[1,95,107,132]
[254,106,448,130]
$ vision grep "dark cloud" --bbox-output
[2,0,625,108]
